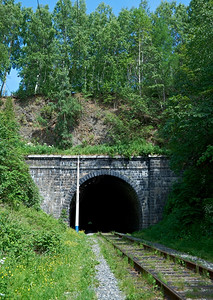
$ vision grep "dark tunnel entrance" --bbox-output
[70,175,141,233]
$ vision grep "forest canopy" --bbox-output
[0,0,204,99]
[1,0,212,149]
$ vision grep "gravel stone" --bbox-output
[90,236,125,300]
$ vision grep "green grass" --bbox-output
[20,139,166,158]
[131,222,213,263]
[0,204,97,299]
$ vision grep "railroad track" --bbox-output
[100,232,213,300]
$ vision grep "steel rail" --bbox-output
[101,233,184,300]
[114,232,213,281]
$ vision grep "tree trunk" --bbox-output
[0,73,7,97]
[34,74,40,94]
[138,36,141,97]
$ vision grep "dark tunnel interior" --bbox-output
[70,175,141,233]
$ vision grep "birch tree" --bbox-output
[18,5,56,96]
[0,0,22,96]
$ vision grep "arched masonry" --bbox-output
[26,155,178,231]
[67,171,143,232]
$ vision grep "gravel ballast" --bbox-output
[90,236,125,300]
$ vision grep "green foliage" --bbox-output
[0,0,22,96]
[49,69,82,149]
[21,143,59,155]
[165,167,213,233]
[59,208,68,224]
[22,140,165,158]
[40,104,54,120]
[36,115,48,127]
[105,91,161,145]
[53,0,89,92]
[186,0,213,93]
[0,206,64,258]
[0,204,96,299]
[33,230,62,254]
[162,94,212,168]
[150,0,213,248]
[151,1,187,100]
[17,5,56,97]
[12,0,187,103]
[160,82,213,237]
[0,98,41,208]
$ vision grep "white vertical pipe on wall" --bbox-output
[75,156,80,232]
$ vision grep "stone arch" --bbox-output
[63,170,143,232]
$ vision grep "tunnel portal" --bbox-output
[70,175,141,233]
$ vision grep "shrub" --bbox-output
[0,204,96,299]
[0,98,41,208]
[33,230,63,254]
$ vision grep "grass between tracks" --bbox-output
[0,204,97,299]
[97,235,163,300]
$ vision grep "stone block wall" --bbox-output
[26,155,177,229]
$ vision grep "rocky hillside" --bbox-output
[4,95,114,147]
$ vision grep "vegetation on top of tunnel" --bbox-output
[21,139,166,158]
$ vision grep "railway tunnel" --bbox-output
[69,175,141,233]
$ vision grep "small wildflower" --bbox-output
[0,258,6,265]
